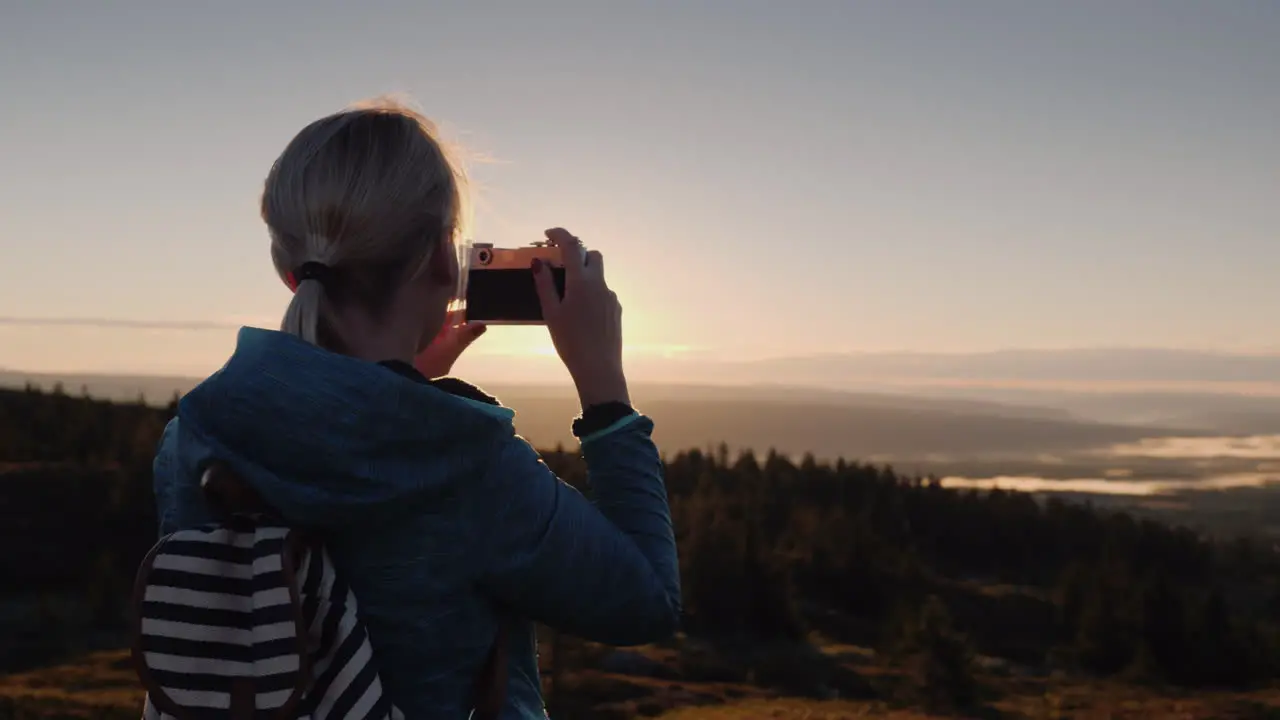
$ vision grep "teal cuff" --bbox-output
[579,411,642,445]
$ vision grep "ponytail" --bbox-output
[279,279,326,346]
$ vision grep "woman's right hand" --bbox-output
[533,227,631,408]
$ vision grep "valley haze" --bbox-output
[6,347,1280,537]
[4,346,1279,461]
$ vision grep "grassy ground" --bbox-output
[0,650,139,720]
[3,644,1280,720]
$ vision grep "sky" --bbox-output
[1,0,1278,377]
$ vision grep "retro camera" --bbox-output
[464,242,567,324]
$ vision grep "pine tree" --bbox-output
[896,595,979,712]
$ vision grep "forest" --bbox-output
[2,382,1279,718]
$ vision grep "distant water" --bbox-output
[940,472,1279,496]
[941,435,1280,496]
[1105,434,1280,460]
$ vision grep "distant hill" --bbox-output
[0,370,197,405]
[7,345,1280,435]
[908,387,1280,435]
[0,369,1180,461]
[0,367,1066,418]
[715,348,1280,385]
[505,394,1176,462]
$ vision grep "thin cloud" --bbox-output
[0,316,240,331]
[465,150,512,166]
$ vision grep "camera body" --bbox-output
[464,242,566,324]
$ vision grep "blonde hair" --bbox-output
[262,97,468,349]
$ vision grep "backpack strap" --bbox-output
[201,461,277,523]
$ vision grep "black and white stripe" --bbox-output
[133,522,403,720]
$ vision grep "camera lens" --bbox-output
[477,249,492,265]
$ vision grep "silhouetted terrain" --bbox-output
[2,385,1279,719]
[916,388,1280,435]
[0,370,1202,462]
[735,348,1280,385]
[505,394,1173,461]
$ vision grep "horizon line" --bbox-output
[3,316,1278,358]
[0,316,244,330]
[2,367,1279,399]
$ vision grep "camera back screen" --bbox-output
[465,268,566,322]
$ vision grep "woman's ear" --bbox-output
[425,242,458,289]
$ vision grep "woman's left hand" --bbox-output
[414,310,487,379]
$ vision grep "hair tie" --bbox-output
[285,261,332,292]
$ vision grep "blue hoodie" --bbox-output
[152,327,681,719]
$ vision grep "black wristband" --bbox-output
[572,401,635,439]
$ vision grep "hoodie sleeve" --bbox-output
[473,414,682,646]
[153,418,216,537]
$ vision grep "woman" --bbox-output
[152,98,681,719]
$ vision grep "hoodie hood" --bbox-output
[173,327,514,529]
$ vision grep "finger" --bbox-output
[532,258,561,318]
[585,250,604,279]
[545,228,585,281]
[456,322,487,349]
[443,308,464,330]
[544,227,575,247]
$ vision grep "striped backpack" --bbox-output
[131,462,509,720]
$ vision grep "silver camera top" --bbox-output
[469,242,562,269]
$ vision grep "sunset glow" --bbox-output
[3,4,1277,377]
